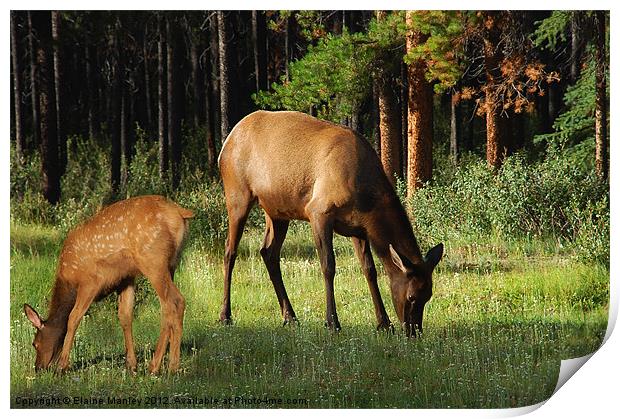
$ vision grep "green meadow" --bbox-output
[10,221,608,408]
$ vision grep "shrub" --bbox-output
[408,151,609,264]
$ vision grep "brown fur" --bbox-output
[24,195,194,373]
[218,110,443,335]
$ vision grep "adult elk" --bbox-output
[24,195,194,373]
[218,110,443,336]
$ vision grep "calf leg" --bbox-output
[260,215,297,324]
[142,265,185,374]
[351,237,392,331]
[57,284,99,372]
[117,280,137,371]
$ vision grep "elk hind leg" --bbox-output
[143,264,184,374]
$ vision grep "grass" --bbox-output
[10,221,608,409]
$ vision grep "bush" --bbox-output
[10,129,609,265]
[408,151,609,264]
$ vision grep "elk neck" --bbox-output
[45,276,77,330]
[365,193,424,269]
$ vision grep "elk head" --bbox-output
[388,243,443,337]
[24,304,65,371]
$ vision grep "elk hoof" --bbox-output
[282,317,298,327]
[376,321,394,333]
[324,321,341,332]
[218,315,233,326]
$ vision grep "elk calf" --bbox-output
[24,195,194,374]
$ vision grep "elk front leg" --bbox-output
[309,213,340,331]
[118,281,137,372]
[220,197,252,324]
[57,285,98,372]
[351,237,392,331]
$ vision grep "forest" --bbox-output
[10,10,610,409]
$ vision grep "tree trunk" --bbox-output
[450,91,461,163]
[167,16,183,191]
[120,90,128,189]
[143,26,153,132]
[400,60,408,182]
[217,11,230,140]
[157,14,168,179]
[284,14,291,81]
[189,32,203,129]
[485,95,504,169]
[405,11,433,196]
[371,81,380,156]
[462,99,474,152]
[548,82,561,126]
[252,10,268,93]
[483,15,507,170]
[374,11,402,186]
[32,11,60,204]
[377,76,402,186]
[511,110,525,152]
[51,11,66,176]
[28,12,41,148]
[594,11,608,180]
[108,20,122,196]
[11,12,24,163]
[570,12,582,85]
[204,15,217,169]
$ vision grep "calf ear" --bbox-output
[24,304,43,330]
[425,243,444,270]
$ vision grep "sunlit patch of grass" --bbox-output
[10,222,608,408]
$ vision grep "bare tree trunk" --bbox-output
[483,15,507,170]
[32,11,60,204]
[595,11,608,180]
[217,11,230,140]
[405,11,433,196]
[11,12,24,163]
[84,43,96,140]
[485,95,503,169]
[371,81,380,156]
[204,14,217,169]
[374,11,402,186]
[189,32,203,129]
[167,16,183,191]
[157,14,168,179]
[143,28,153,132]
[284,14,291,81]
[570,12,582,85]
[51,11,66,176]
[450,91,461,163]
[108,19,122,196]
[28,12,41,148]
[377,78,402,186]
[400,60,408,182]
[462,99,474,152]
[120,90,128,189]
[252,10,268,93]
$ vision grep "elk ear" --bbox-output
[24,304,43,330]
[389,244,412,274]
[425,243,444,271]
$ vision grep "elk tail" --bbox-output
[177,207,195,219]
